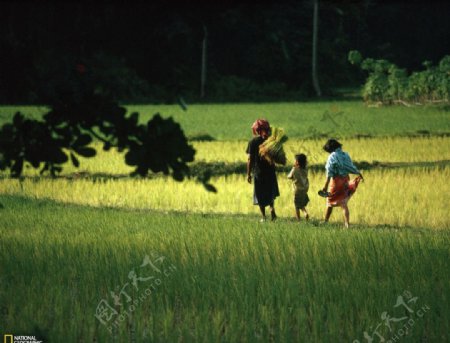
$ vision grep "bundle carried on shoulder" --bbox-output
[259,126,288,165]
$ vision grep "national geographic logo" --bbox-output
[3,335,43,343]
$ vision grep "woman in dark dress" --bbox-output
[246,119,280,221]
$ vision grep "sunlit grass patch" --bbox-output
[1,136,447,177]
[0,195,448,342]
[1,167,448,229]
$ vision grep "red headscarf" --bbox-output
[251,119,270,135]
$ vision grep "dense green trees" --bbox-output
[349,51,450,104]
[0,1,448,103]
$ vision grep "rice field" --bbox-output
[0,195,448,342]
[193,136,450,165]
[2,136,448,177]
[0,102,449,342]
[1,101,449,139]
[1,167,448,230]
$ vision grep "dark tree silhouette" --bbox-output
[0,69,216,192]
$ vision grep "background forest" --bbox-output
[1,0,449,103]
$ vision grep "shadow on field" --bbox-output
[1,160,449,182]
[0,194,442,234]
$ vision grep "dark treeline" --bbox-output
[0,0,449,103]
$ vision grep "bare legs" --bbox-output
[259,205,266,220]
[295,207,309,221]
[324,207,333,222]
[259,202,276,221]
[342,204,350,228]
[270,204,277,221]
[324,204,350,228]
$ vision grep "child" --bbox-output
[321,139,363,228]
[287,154,310,221]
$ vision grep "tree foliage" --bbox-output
[0,76,216,191]
[349,51,450,105]
[3,2,448,102]
[33,51,151,103]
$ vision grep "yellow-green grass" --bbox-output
[2,136,448,177]
[1,101,449,140]
[1,100,448,342]
[194,136,450,165]
[1,167,448,229]
[1,195,448,342]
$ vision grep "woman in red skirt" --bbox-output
[321,139,363,228]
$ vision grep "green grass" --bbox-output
[2,136,448,177]
[119,102,450,140]
[0,101,449,342]
[1,101,449,140]
[0,195,448,342]
[2,167,448,229]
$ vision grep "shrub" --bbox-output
[348,50,450,105]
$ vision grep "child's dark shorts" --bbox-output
[294,191,309,209]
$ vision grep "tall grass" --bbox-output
[0,195,448,342]
[1,167,448,229]
[2,136,448,177]
[195,136,450,165]
[0,100,448,342]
